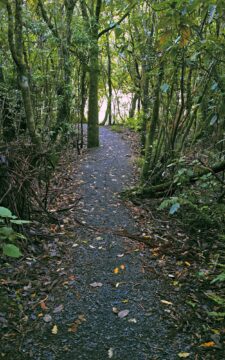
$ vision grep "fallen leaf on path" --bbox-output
[168,274,175,278]
[128,318,137,323]
[50,224,57,232]
[118,310,129,318]
[68,275,76,281]
[200,341,216,347]
[112,307,119,314]
[90,282,103,288]
[40,302,48,311]
[108,348,114,358]
[178,353,190,358]
[142,235,151,241]
[68,315,86,333]
[43,314,52,323]
[53,304,64,313]
[160,300,173,305]
[78,314,86,322]
[68,323,79,333]
[51,325,58,334]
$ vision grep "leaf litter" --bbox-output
[1,127,224,358]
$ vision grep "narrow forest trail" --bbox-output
[23,127,194,360]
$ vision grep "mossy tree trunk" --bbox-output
[87,34,100,147]
[106,33,112,126]
[142,61,164,181]
[38,0,75,141]
[87,0,102,148]
[6,0,41,148]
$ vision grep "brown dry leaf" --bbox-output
[200,341,216,348]
[68,315,86,333]
[51,325,58,335]
[159,33,170,47]
[68,323,79,333]
[180,26,191,47]
[50,224,57,233]
[68,275,76,281]
[40,301,48,311]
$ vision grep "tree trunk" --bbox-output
[106,33,112,125]
[129,93,138,119]
[79,65,86,148]
[6,0,41,148]
[142,61,164,181]
[87,0,102,148]
[87,35,99,147]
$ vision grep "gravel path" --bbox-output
[23,127,193,359]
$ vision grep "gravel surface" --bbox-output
[21,127,194,360]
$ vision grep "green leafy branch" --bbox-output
[0,206,30,258]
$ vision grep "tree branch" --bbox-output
[37,0,59,39]
[6,1,21,68]
[98,2,137,38]
[95,0,102,23]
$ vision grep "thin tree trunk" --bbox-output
[80,64,86,148]
[106,33,112,125]
[129,93,138,119]
[87,0,102,148]
[87,35,99,147]
[142,61,164,181]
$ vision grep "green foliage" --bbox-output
[208,312,225,318]
[111,124,124,133]
[206,292,225,307]
[211,272,225,284]
[0,207,30,258]
[134,156,145,169]
[159,192,225,235]
[125,113,143,132]
[159,197,185,214]
[3,244,22,258]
